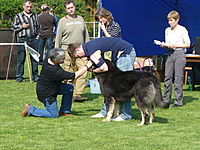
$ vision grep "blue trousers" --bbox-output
[100,48,136,120]
[28,83,74,118]
[38,37,53,62]
[16,37,39,81]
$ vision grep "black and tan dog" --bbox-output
[95,60,169,125]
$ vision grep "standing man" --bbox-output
[11,0,40,82]
[67,37,136,121]
[49,7,59,48]
[38,5,56,64]
[49,8,59,36]
[55,0,89,102]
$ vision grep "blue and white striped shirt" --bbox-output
[102,21,121,38]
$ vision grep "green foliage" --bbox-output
[34,0,93,21]
[0,0,22,28]
[0,0,95,28]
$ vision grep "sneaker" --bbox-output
[111,116,125,121]
[16,78,23,83]
[73,96,87,102]
[73,96,87,101]
[91,113,105,118]
[171,104,183,108]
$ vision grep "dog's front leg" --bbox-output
[113,101,120,118]
[102,97,115,122]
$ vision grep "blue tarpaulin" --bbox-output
[102,0,200,56]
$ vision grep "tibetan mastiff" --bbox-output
[95,59,169,125]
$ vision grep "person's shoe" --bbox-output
[33,78,39,82]
[171,104,183,108]
[33,76,39,82]
[22,104,30,117]
[111,116,125,121]
[38,62,43,65]
[91,113,105,118]
[59,112,75,116]
[16,78,23,83]
[73,96,87,102]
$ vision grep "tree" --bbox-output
[0,0,96,28]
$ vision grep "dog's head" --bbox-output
[92,59,119,72]
[104,59,117,71]
[93,59,120,77]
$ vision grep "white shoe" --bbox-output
[91,113,105,118]
[111,116,125,121]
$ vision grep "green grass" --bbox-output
[0,74,200,149]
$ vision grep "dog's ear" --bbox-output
[92,64,98,70]
[104,59,119,71]
[104,59,113,65]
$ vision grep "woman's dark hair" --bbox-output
[95,7,114,22]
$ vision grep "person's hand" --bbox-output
[63,79,68,83]
[161,43,176,49]
[100,22,106,31]
[87,67,93,72]
[22,23,29,29]
[167,44,177,48]
[86,60,94,68]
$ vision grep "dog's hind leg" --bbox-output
[148,106,155,124]
[113,101,120,118]
[102,97,115,122]
[137,109,148,126]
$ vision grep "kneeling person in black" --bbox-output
[22,48,93,118]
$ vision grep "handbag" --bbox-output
[134,57,156,74]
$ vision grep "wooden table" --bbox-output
[186,55,200,90]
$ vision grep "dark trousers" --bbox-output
[38,37,53,62]
[16,37,39,81]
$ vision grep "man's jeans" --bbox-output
[38,37,53,62]
[28,83,74,118]
[16,37,39,80]
[100,48,136,120]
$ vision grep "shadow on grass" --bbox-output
[82,92,102,101]
[132,108,168,124]
[183,96,199,105]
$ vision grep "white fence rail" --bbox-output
[86,22,100,40]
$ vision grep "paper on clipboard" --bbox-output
[25,43,40,62]
[0,42,40,62]
[153,40,169,46]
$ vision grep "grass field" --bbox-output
[0,74,200,149]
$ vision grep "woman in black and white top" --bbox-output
[95,7,121,38]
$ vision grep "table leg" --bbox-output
[191,63,195,91]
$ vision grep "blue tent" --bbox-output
[102,0,200,56]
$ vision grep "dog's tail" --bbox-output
[156,98,170,109]
[154,82,170,109]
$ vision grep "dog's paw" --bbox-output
[102,119,111,122]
